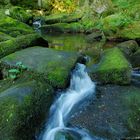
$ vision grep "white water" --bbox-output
[132,70,140,77]
[33,20,42,29]
[41,63,97,140]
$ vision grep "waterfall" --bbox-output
[132,68,140,85]
[40,63,100,140]
[33,20,42,30]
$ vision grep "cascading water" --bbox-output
[33,20,42,29]
[39,63,102,140]
[132,68,140,85]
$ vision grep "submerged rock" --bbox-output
[90,48,132,85]
[0,33,48,59]
[0,74,54,140]
[0,47,78,88]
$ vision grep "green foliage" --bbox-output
[9,6,32,23]
[8,62,27,80]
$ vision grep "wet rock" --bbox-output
[86,31,103,42]
[89,48,132,85]
[0,47,79,88]
[44,13,82,24]
[0,74,54,140]
[131,49,140,67]
[55,131,74,140]
[115,40,140,67]
[115,40,139,56]
[0,33,48,59]
[70,85,140,139]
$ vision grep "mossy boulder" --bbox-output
[44,13,82,24]
[8,6,33,23]
[115,40,139,57]
[102,13,132,35]
[118,21,140,40]
[131,49,140,67]
[0,32,13,42]
[0,16,34,37]
[0,33,48,59]
[41,22,84,33]
[0,75,54,140]
[86,31,103,42]
[0,47,79,88]
[90,48,132,85]
[115,40,140,67]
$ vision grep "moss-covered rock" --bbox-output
[115,40,140,67]
[0,16,34,37]
[0,47,78,88]
[0,33,48,59]
[115,40,139,56]
[41,22,84,33]
[90,48,132,85]
[118,21,140,40]
[0,74,54,140]
[131,49,140,67]
[44,13,82,24]
[101,13,132,36]
[0,32,13,42]
[8,6,33,23]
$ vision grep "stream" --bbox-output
[39,63,103,140]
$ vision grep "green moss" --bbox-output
[44,13,82,24]
[1,47,78,88]
[118,21,140,39]
[47,63,69,88]
[0,32,13,42]
[101,13,132,35]
[0,77,54,140]
[9,6,33,23]
[0,16,33,37]
[0,33,41,59]
[124,90,140,136]
[92,48,132,85]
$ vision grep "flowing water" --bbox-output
[39,63,102,140]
